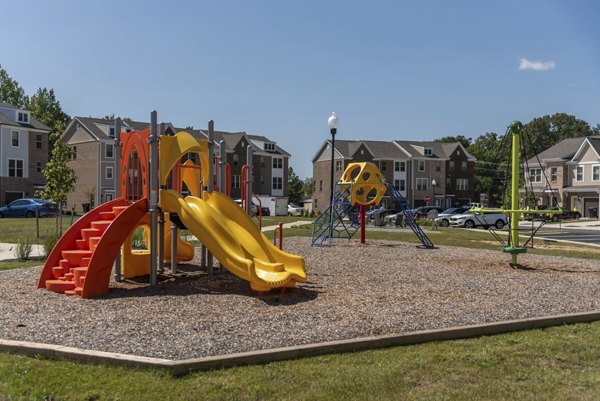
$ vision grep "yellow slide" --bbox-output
[160,189,306,291]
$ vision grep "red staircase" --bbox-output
[39,198,148,298]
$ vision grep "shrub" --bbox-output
[14,238,33,261]
[43,232,60,257]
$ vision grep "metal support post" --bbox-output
[158,209,164,273]
[360,205,366,244]
[113,118,122,281]
[148,111,159,286]
[171,217,178,274]
[510,121,522,265]
[219,140,226,193]
[246,145,253,216]
[207,120,214,274]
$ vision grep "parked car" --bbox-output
[524,206,581,222]
[368,208,400,225]
[0,198,60,218]
[449,210,508,229]
[288,204,303,216]
[234,199,259,215]
[434,207,469,227]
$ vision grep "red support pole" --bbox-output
[360,205,366,244]
[278,222,283,249]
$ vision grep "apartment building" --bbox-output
[312,139,476,212]
[525,136,600,217]
[0,102,51,205]
[60,117,291,212]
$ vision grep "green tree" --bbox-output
[287,167,304,204]
[434,135,472,148]
[0,65,28,108]
[302,177,314,197]
[27,88,71,153]
[38,132,77,235]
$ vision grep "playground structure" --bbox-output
[311,162,434,248]
[38,112,306,298]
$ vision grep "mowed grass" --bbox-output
[0,259,43,271]
[0,216,76,244]
[1,322,599,400]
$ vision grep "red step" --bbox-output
[61,250,92,267]
[64,272,74,281]
[45,280,76,294]
[88,237,102,252]
[64,290,77,296]
[73,267,88,287]
[98,211,116,220]
[81,228,101,241]
[112,206,128,216]
[52,266,65,280]
[91,220,112,234]
[75,239,89,250]
[74,287,83,296]
[59,260,71,270]
[80,257,91,267]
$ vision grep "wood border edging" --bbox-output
[2,310,599,375]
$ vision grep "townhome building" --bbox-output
[525,136,600,217]
[0,102,51,205]
[60,116,291,212]
[312,139,476,212]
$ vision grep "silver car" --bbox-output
[449,210,508,229]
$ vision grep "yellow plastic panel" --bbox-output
[159,132,209,186]
[339,162,386,206]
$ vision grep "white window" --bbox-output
[17,112,29,123]
[106,144,114,158]
[461,161,467,172]
[593,165,600,181]
[36,161,42,173]
[264,143,275,151]
[449,161,455,172]
[456,178,469,191]
[8,159,24,177]
[71,146,77,160]
[381,161,387,171]
[232,175,240,189]
[416,178,428,190]
[394,179,400,190]
[424,148,432,156]
[394,179,406,191]
[576,165,583,182]
[529,168,542,183]
[36,134,43,149]
[11,130,19,147]
[106,166,113,179]
[233,154,239,166]
[319,180,323,192]
[435,161,441,172]
[336,160,343,172]
[418,160,425,172]
[273,157,283,169]
[272,176,283,190]
[550,167,558,182]
[109,127,116,138]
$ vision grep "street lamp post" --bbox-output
[328,112,339,206]
[431,179,437,207]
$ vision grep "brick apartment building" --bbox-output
[60,117,291,212]
[312,139,476,212]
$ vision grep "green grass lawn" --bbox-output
[0,259,43,271]
[1,322,599,400]
[0,216,76,244]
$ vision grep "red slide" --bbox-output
[38,197,148,298]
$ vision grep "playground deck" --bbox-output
[2,237,600,360]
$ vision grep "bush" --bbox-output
[14,238,33,261]
[43,232,60,257]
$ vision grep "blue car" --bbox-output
[0,198,60,218]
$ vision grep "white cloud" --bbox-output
[518,58,556,71]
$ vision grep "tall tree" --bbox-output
[38,132,77,235]
[0,65,28,108]
[287,167,304,204]
[27,87,71,152]
[302,176,314,197]
[434,135,472,148]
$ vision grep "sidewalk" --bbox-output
[518,219,600,231]
[0,243,45,262]
[260,220,313,232]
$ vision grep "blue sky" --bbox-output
[2,0,599,178]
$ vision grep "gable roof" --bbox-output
[0,102,51,131]
[526,136,592,165]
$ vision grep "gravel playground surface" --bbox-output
[1,237,600,360]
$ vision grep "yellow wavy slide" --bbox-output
[160,189,307,291]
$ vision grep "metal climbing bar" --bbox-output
[384,182,434,249]
[311,183,360,247]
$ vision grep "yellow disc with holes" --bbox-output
[339,162,387,206]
